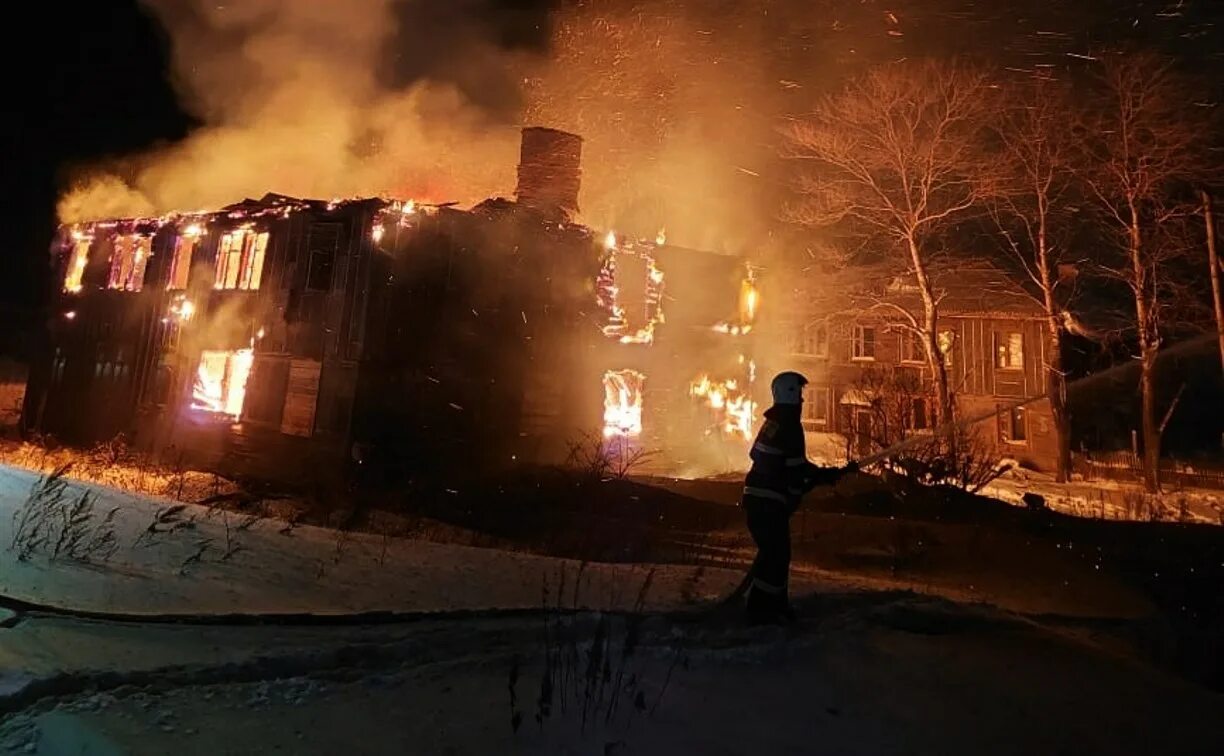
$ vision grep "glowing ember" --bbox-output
[602,369,645,438]
[64,311,76,321]
[169,296,195,322]
[712,322,752,335]
[691,374,756,440]
[192,349,253,420]
[372,223,385,242]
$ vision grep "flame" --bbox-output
[596,241,666,345]
[602,369,645,439]
[656,228,667,245]
[402,199,416,215]
[256,327,266,340]
[63,236,92,293]
[739,277,758,324]
[372,222,385,242]
[711,322,752,335]
[64,311,76,321]
[182,223,204,239]
[192,348,253,420]
[690,374,756,440]
[169,296,195,322]
[604,230,617,250]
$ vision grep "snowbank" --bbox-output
[984,465,1224,525]
[0,463,758,616]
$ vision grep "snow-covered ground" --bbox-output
[984,463,1224,525]
[1,462,1222,754]
[0,462,770,616]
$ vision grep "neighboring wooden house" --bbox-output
[784,262,1060,471]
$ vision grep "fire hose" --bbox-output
[717,332,1219,611]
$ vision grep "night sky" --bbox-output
[5,0,1222,357]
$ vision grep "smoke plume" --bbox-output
[58,0,896,253]
[58,0,541,223]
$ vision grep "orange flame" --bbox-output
[192,349,253,420]
[690,374,755,440]
[602,369,645,438]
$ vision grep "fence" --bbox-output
[1073,450,1224,491]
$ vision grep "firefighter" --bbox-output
[742,371,856,624]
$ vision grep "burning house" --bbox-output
[23,128,760,483]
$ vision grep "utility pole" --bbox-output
[1201,190,1224,376]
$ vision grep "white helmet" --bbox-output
[770,371,808,405]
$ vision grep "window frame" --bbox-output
[999,403,1028,444]
[167,236,197,291]
[995,331,1024,371]
[851,324,877,362]
[214,229,269,291]
[802,385,830,426]
[899,330,926,365]
[106,235,152,292]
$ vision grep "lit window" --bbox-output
[167,236,198,290]
[995,332,1023,370]
[1000,404,1027,443]
[938,329,956,367]
[107,235,152,291]
[802,385,829,424]
[192,349,254,420]
[851,325,876,361]
[214,230,269,290]
[64,237,92,293]
[603,369,645,439]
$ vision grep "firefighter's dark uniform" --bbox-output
[741,404,844,622]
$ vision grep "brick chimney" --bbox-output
[515,127,583,218]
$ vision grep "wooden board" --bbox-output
[280,359,321,437]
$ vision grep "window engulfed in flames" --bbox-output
[63,233,92,293]
[690,374,756,441]
[596,236,665,345]
[192,349,254,420]
[602,369,645,439]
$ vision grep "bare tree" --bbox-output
[1200,190,1224,376]
[1079,53,1209,491]
[783,60,998,427]
[988,78,1079,482]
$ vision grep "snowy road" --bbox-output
[1,592,1221,755]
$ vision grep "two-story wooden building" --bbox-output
[22,128,759,484]
[783,262,1060,472]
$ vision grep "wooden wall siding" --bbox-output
[280,359,321,437]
